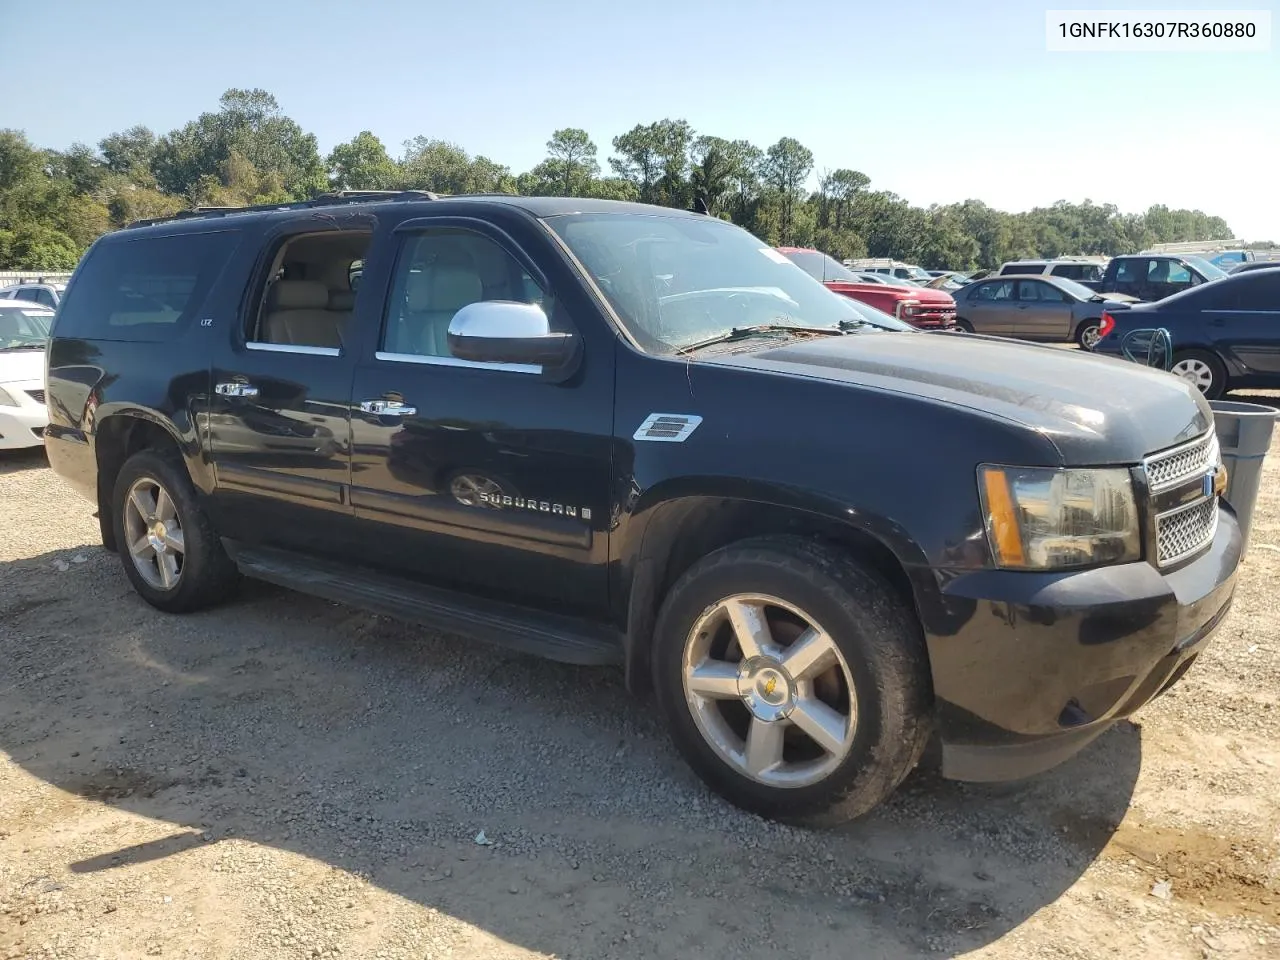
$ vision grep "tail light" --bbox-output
[1099,312,1116,339]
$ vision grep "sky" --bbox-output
[3,0,1278,240]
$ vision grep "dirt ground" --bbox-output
[3,402,1279,960]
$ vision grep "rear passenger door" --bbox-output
[1209,272,1280,375]
[1013,279,1072,340]
[205,218,372,557]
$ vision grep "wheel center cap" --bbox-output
[149,521,167,548]
[738,657,794,721]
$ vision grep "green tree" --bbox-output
[327,131,398,191]
[152,88,326,201]
[610,119,694,206]
[100,125,158,184]
[761,137,813,243]
[540,128,599,196]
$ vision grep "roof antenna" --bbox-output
[691,195,710,215]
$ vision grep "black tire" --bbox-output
[1075,319,1102,350]
[651,535,933,825]
[111,448,240,613]
[955,318,974,333]
[1170,348,1227,400]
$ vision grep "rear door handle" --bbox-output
[215,382,259,398]
[359,399,417,416]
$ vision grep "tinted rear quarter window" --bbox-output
[55,229,240,342]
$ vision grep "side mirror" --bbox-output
[447,301,576,374]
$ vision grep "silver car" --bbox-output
[951,274,1138,349]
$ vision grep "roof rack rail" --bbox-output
[126,189,441,229]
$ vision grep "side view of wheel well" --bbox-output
[623,496,920,694]
[94,417,185,552]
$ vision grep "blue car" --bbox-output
[1093,266,1280,399]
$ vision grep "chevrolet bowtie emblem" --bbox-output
[764,676,778,697]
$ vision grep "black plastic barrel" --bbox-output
[1209,399,1277,557]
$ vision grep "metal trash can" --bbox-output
[1209,399,1277,557]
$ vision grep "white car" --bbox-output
[0,281,66,310]
[0,302,53,451]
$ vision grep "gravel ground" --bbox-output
[3,400,1280,960]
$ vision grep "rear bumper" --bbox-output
[918,506,1241,782]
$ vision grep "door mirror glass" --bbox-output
[447,301,576,371]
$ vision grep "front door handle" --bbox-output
[359,399,417,416]
[215,382,260,398]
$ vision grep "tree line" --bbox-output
[0,87,1239,272]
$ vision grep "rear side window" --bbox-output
[1000,263,1042,275]
[55,230,239,342]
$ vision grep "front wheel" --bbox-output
[955,318,974,333]
[651,536,933,825]
[1170,349,1227,400]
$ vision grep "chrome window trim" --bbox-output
[373,350,541,375]
[245,341,342,357]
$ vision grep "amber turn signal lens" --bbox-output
[980,467,1026,567]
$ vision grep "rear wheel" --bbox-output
[651,536,933,825]
[112,449,240,613]
[1170,349,1227,400]
[1075,319,1102,350]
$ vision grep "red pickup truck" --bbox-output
[778,247,957,330]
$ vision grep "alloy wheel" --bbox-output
[122,476,186,590]
[680,594,858,788]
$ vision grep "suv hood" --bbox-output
[0,348,46,385]
[707,332,1211,464]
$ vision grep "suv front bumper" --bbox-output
[921,505,1241,782]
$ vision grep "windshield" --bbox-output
[902,266,932,281]
[546,213,915,350]
[780,250,864,284]
[1049,276,1100,300]
[0,308,53,349]
[1183,255,1228,280]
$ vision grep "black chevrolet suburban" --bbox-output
[44,192,1240,824]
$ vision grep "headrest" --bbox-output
[268,280,329,311]
[406,267,483,313]
[328,289,355,311]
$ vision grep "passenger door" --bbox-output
[345,219,615,618]
[1207,271,1280,375]
[962,279,1019,336]
[205,219,372,558]
[1013,279,1073,340]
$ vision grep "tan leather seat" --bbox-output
[402,266,483,356]
[328,289,355,311]
[263,280,344,348]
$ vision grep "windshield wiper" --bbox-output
[0,342,48,352]
[675,323,846,356]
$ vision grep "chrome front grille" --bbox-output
[1144,428,1221,567]
[1156,497,1219,566]
[1144,431,1217,490]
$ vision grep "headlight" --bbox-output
[0,385,17,406]
[978,464,1140,569]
